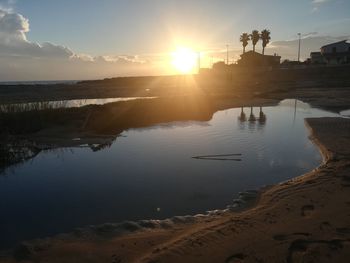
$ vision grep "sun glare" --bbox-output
[171,47,198,74]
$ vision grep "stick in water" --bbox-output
[193,157,242,161]
[192,153,242,161]
[192,153,242,158]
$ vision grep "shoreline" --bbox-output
[1,117,349,262]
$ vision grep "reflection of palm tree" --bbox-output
[238,107,247,122]
[260,29,271,55]
[248,107,256,122]
[258,106,266,125]
[250,30,260,52]
[240,33,250,54]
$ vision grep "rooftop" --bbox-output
[321,40,350,48]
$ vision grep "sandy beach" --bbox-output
[0,115,349,263]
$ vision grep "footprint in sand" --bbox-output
[301,205,315,217]
[287,239,350,263]
[225,253,246,263]
[273,233,310,242]
[111,254,122,263]
[336,227,350,235]
[319,221,332,231]
[273,234,288,241]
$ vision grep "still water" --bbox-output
[0,99,342,248]
[0,97,156,112]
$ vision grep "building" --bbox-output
[320,40,350,65]
[237,51,281,67]
[310,52,326,64]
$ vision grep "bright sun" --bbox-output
[171,47,198,74]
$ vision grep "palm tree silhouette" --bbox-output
[250,30,260,52]
[261,29,271,55]
[239,33,250,54]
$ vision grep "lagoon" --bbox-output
[0,99,342,249]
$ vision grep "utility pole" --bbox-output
[226,44,229,64]
[197,52,201,73]
[297,33,301,62]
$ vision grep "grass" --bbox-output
[0,102,87,134]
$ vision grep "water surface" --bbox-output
[0,97,156,112]
[0,99,341,248]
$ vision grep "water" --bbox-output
[340,109,350,117]
[0,80,78,85]
[0,99,342,249]
[0,97,156,112]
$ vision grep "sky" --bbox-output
[0,0,349,81]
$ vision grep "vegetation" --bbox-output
[239,29,271,54]
[250,30,260,52]
[260,29,271,55]
[0,104,86,134]
[239,33,250,54]
[0,135,42,175]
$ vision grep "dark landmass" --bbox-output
[0,65,350,261]
[1,65,350,104]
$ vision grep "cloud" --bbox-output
[311,0,331,12]
[0,8,28,42]
[0,0,15,12]
[0,8,163,81]
[312,0,329,3]
[301,32,319,38]
[0,9,74,59]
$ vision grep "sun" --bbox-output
[171,47,198,74]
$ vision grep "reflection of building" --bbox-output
[310,40,350,65]
[237,51,281,67]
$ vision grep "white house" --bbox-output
[320,40,350,65]
[310,52,326,64]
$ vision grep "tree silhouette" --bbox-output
[239,33,250,54]
[261,29,271,55]
[250,30,260,52]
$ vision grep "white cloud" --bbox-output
[0,8,28,42]
[312,0,329,3]
[0,0,15,12]
[301,32,319,38]
[311,0,331,12]
[0,8,163,81]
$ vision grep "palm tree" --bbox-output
[250,30,260,52]
[239,33,250,54]
[261,29,271,55]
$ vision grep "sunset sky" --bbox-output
[0,0,349,81]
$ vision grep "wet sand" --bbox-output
[1,117,349,263]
